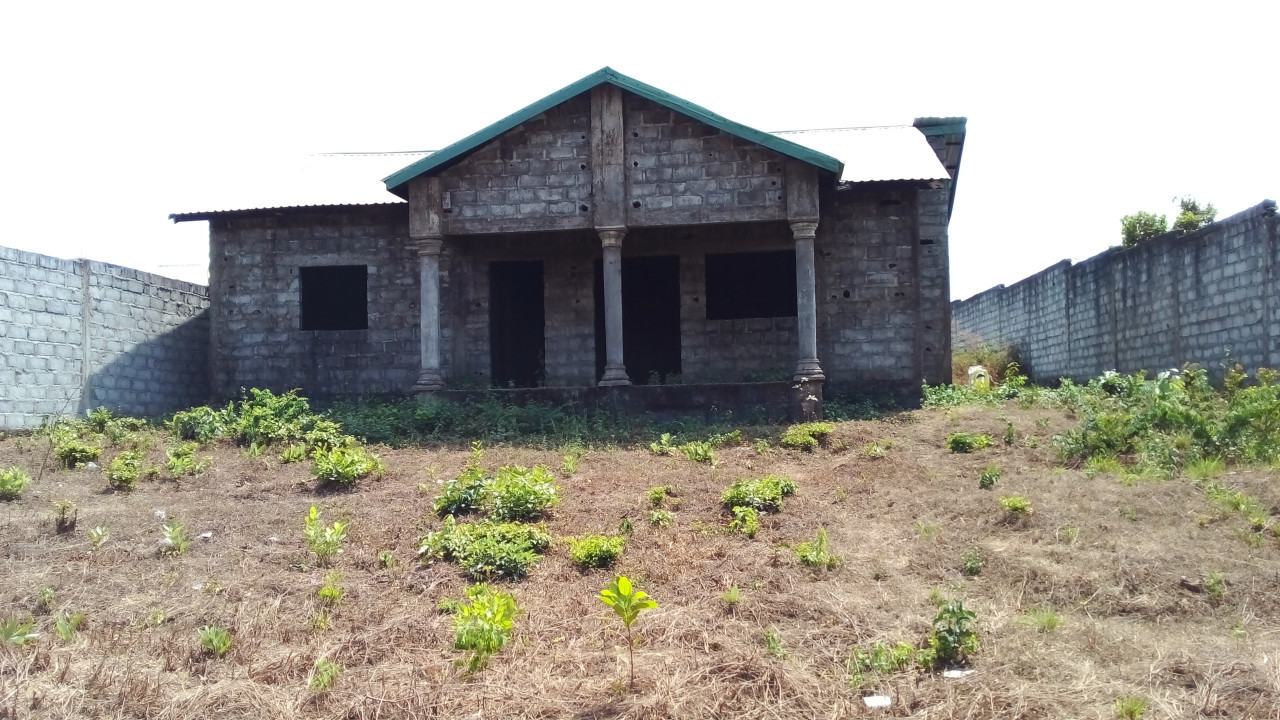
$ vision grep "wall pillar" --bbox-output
[791,221,825,381]
[412,237,445,392]
[598,227,630,386]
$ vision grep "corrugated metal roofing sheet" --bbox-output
[774,126,950,183]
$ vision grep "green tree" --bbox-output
[1172,195,1217,233]
[1120,211,1167,248]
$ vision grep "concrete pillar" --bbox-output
[791,221,825,381]
[413,237,445,391]
[598,227,630,386]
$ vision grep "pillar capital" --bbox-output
[411,236,444,256]
[597,226,627,249]
[789,221,819,242]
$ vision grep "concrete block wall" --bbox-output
[953,200,1279,382]
[207,206,425,399]
[0,246,209,429]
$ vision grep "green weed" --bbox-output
[317,571,343,607]
[978,464,1001,490]
[961,547,983,576]
[166,442,211,477]
[793,528,841,570]
[649,509,674,527]
[487,465,560,522]
[55,612,86,642]
[105,450,147,490]
[567,534,626,569]
[1019,606,1063,632]
[0,467,31,500]
[679,440,716,464]
[303,506,347,563]
[198,625,232,656]
[418,516,552,580]
[280,443,308,464]
[728,506,760,538]
[926,597,979,667]
[309,658,342,692]
[779,422,834,451]
[848,640,917,687]
[763,630,787,658]
[946,432,993,453]
[999,495,1034,518]
[311,445,384,487]
[721,475,797,513]
[0,617,38,645]
[88,525,109,549]
[1114,695,1148,720]
[721,585,741,609]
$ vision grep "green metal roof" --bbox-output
[382,67,844,198]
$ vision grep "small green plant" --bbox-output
[0,617,38,645]
[721,585,741,609]
[454,583,520,674]
[1172,195,1217,234]
[763,630,787,659]
[1003,421,1016,445]
[1019,606,1063,632]
[318,571,343,607]
[753,438,771,455]
[35,586,55,614]
[378,550,395,569]
[862,440,890,458]
[793,528,841,570]
[53,499,77,533]
[54,612,86,642]
[1084,455,1126,478]
[54,435,101,469]
[618,517,634,535]
[649,433,676,456]
[104,449,146,490]
[946,432,993,453]
[419,516,553,580]
[961,547,983,576]
[679,440,716,464]
[1121,210,1167,248]
[487,465,560,522]
[927,598,979,667]
[562,447,585,476]
[600,576,658,689]
[166,442,211,477]
[728,506,760,538]
[1206,571,1226,601]
[1184,456,1226,481]
[567,534,626,569]
[86,526,108,552]
[848,640,917,686]
[198,625,232,656]
[1114,695,1148,720]
[303,506,347,563]
[915,520,940,541]
[435,443,489,516]
[707,429,743,447]
[159,518,192,556]
[978,464,1001,490]
[311,445,384,487]
[779,422,834,451]
[649,509,673,527]
[243,442,264,458]
[309,611,331,631]
[309,658,342,692]
[721,475,797,513]
[647,485,675,507]
[0,467,31,500]
[280,443,308,464]
[999,495,1034,518]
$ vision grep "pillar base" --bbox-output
[411,370,445,393]
[793,359,825,382]
[598,365,631,387]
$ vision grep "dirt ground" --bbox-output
[1,403,1278,719]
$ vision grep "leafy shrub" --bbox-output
[728,506,760,538]
[303,506,347,563]
[280,443,308,464]
[198,625,232,656]
[169,406,227,444]
[55,435,101,469]
[418,516,552,580]
[435,443,490,516]
[999,495,1034,517]
[1121,211,1167,248]
[0,467,31,500]
[947,432,993,453]
[487,465,559,521]
[649,433,677,456]
[961,547,983,576]
[166,442,211,477]
[311,445,384,487]
[454,583,520,674]
[309,658,342,691]
[561,446,585,475]
[793,528,841,570]
[1172,196,1216,234]
[926,598,979,667]
[567,534,626,569]
[159,518,191,556]
[679,440,716,464]
[848,640,918,687]
[779,422,834,451]
[649,509,674,527]
[104,450,146,490]
[978,464,1001,490]
[722,475,797,513]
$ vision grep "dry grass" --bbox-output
[1,404,1278,719]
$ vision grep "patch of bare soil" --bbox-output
[1,404,1278,719]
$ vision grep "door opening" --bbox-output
[489,260,545,388]
[594,255,681,384]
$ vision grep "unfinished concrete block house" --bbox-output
[174,68,964,414]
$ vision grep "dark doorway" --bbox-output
[490,261,545,388]
[594,256,681,384]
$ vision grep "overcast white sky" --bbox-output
[1,1,1275,300]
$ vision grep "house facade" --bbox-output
[174,68,964,409]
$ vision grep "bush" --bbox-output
[454,583,520,673]
[303,506,347,563]
[947,432,993,453]
[779,422,834,451]
[54,435,101,469]
[793,528,841,570]
[722,475,798,513]
[567,534,626,569]
[978,464,1001,490]
[487,465,559,522]
[728,506,760,538]
[1172,196,1216,234]
[169,406,227,444]
[311,445,384,487]
[1121,211,1167,248]
[166,443,210,477]
[926,598,979,667]
[999,495,1034,517]
[104,450,146,490]
[419,516,552,580]
[435,443,490,516]
[0,467,31,500]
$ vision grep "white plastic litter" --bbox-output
[199,532,213,540]
[85,462,98,469]
[154,510,166,520]
[943,669,975,678]
[863,696,891,708]
[267,536,279,543]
